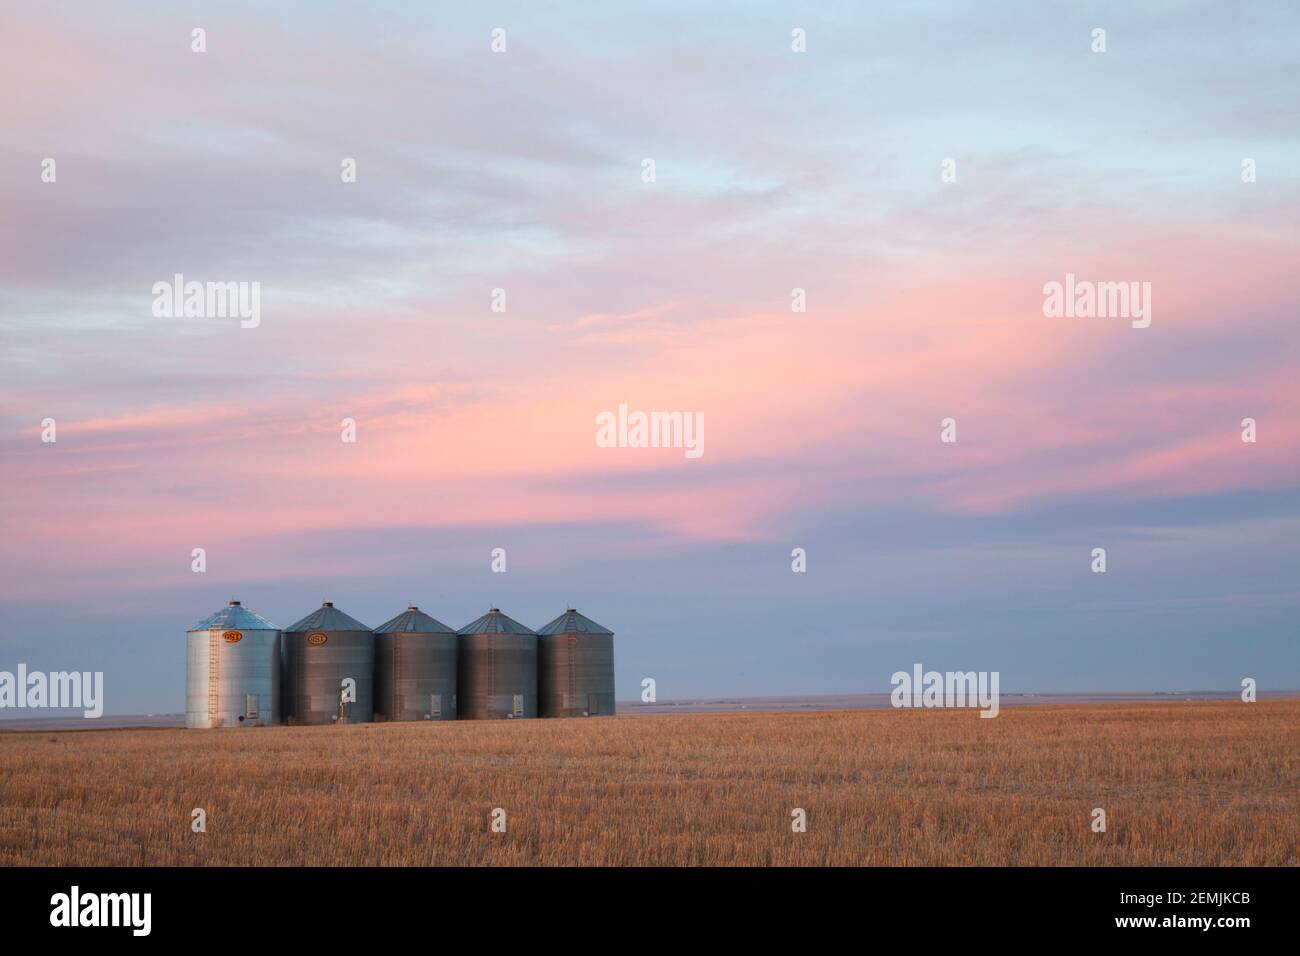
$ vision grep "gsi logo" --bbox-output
[222,631,243,644]
[308,632,328,645]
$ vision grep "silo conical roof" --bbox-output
[285,601,371,632]
[536,608,614,636]
[457,608,536,635]
[188,600,280,632]
[374,606,456,634]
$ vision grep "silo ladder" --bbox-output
[208,633,220,725]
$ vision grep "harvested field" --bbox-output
[1,700,1296,866]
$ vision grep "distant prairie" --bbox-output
[4,689,1295,731]
[1,700,1295,866]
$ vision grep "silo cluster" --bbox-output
[185,601,615,727]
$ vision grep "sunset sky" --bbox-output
[2,1,1297,714]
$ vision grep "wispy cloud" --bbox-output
[1,0,1298,704]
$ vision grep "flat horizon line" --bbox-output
[2,689,1296,731]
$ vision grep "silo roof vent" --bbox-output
[536,609,614,636]
[188,602,279,632]
[286,603,370,632]
[375,607,456,634]
[457,608,535,635]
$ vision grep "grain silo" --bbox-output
[373,606,458,721]
[282,601,374,724]
[185,600,281,728]
[456,609,538,719]
[537,608,615,717]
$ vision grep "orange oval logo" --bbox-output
[222,630,243,644]
[308,632,328,645]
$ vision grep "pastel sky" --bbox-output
[2,1,1298,714]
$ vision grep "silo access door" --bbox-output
[429,694,442,718]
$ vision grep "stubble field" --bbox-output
[1,700,1296,866]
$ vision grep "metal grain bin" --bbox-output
[456,609,537,719]
[282,601,374,725]
[536,608,615,718]
[373,605,458,721]
[186,600,281,728]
